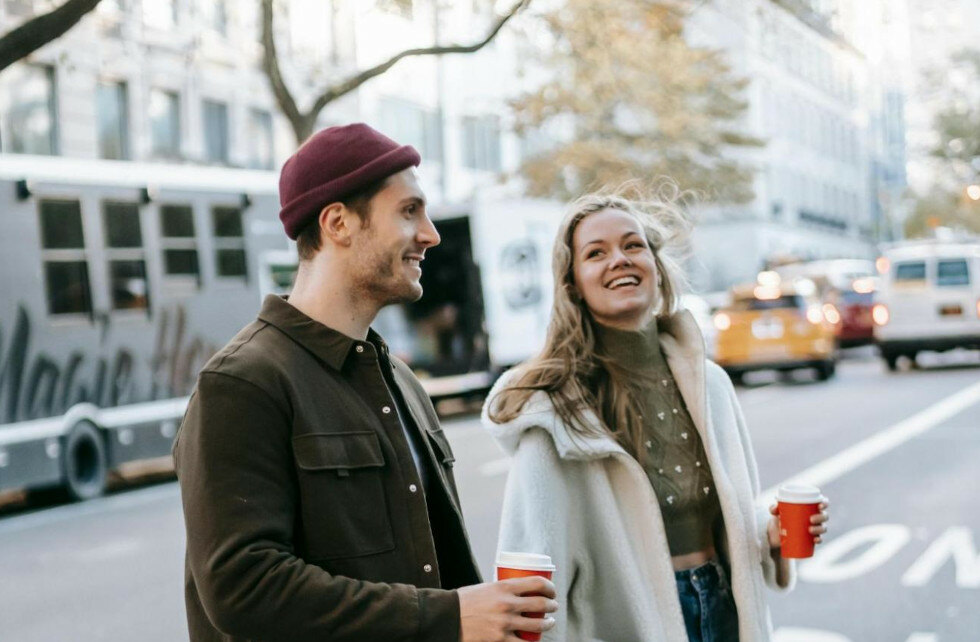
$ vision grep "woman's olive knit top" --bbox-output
[596,320,722,556]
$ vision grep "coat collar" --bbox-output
[257,295,388,370]
[483,308,708,461]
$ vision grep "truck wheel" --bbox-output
[883,353,899,372]
[815,361,836,381]
[62,422,108,501]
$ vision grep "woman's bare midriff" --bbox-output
[671,545,717,571]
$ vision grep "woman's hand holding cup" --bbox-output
[767,484,830,557]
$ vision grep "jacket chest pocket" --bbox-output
[292,431,394,560]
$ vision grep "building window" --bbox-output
[377,0,413,18]
[5,64,58,155]
[378,98,441,163]
[203,100,230,164]
[97,80,130,160]
[246,108,274,169]
[144,0,177,29]
[38,200,92,316]
[160,204,200,284]
[203,0,228,35]
[149,89,180,159]
[212,206,247,278]
[461,115,501,172]
[103,202,149,311]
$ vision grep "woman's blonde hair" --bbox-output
[487,180,694,461]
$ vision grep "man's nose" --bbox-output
[418,214,441,248]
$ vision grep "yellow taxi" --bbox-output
[712,272,838,383]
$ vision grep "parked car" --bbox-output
[775,259,877,348]
[873,241,980,371]
[712,274,838,383]
[825,277,877,347]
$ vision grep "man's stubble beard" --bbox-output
[349,243,423,309]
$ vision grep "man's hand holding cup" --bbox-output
[458,552,558,642]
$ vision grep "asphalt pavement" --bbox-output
[1,348,978,642]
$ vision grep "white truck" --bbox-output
[873,240,980,370]
[0,155,286,499]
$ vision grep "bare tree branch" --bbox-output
[309,0,530,116]
[262,0,531,144]
[260,0,306,135]
[0,0,103,72]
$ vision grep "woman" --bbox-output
[482,186,829,642]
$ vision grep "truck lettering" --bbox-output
[0,304,217,423]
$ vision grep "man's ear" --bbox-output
[318,202,355,247]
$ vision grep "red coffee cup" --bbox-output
[776,483,826,558]
[496,552,556,642]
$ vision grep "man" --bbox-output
[174,123,557,642]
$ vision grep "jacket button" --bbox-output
[409,484,418,493]
[423,564,433,573]
[355,345,364,353]
[382,406,392,414]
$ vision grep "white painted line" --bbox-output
[479,457,512,477]
[761,378,980,505]
[905,635,938,642]
[773,627,850,642]
[0,483,180,536]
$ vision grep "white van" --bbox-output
[873,241,980,370]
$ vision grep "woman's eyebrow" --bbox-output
[583,231,640,248]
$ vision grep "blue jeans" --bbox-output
[675,559,740,642]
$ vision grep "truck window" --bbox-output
[39,199,93,316]
[935,259,970,287]
[212,206,247,279]
[269,264,297,292]
[894,261,926,282]
[104,201,150,311]
[160,204,200,285]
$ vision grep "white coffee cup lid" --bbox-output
[776,483,825,504]
[496,551,556,571]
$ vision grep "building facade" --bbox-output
[684,0,907,290]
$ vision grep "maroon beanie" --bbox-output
[278,123,421,239]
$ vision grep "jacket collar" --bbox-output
[483,308,708,461]
[257,295,388,370]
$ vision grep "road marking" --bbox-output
[761,378,980,505]
[905,635,938,642]
[0,483,179,536]
[902,527,980,588]
[773,628,850,642]
[799,524,910,583]
[479,457,512,477]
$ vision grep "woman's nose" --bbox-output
[608,250,632,269]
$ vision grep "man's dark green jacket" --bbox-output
[174,295,481,642]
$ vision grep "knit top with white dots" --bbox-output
[595,319,722,556]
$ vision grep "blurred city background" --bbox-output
[0,0,978,640]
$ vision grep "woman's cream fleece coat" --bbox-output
[481,310,795,642]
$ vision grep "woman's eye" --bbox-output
[587,249,602,258]
[626,242,644,250]
[404,205,417,215]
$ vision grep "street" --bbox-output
[0,350,978,642]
